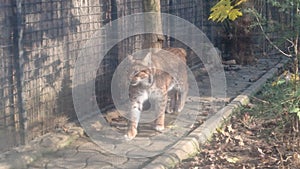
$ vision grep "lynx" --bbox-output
[125,48,188,140]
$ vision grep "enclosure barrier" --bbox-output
[0,0,276,151]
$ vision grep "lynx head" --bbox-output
[127,52,153,87]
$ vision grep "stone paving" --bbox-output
[0,56,286,169]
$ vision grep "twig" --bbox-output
[249,95,270,104]
[252,9,293,58]
[275,146,285,168]
[238,119,252,130]
[286,38,294,46]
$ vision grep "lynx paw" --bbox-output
[124,129,137,141]
[155,125,165,132]
[124,134,134,141]
[166,102,175,114]
[177,105,184,113]
[165,108,175,114]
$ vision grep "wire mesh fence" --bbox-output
[0,0,289,151]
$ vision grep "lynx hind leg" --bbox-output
[166,89,177,114]
[176,85,188,113]
[166,89,187,114]
[176,91,186,113]
[155,112,165,132]
[154,92,168,131]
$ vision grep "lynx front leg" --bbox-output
[125,101,142,141]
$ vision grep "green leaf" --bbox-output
[228,9,243,21]
[290,107,300,120]
[277,79,286,85]
[209,0,245,22]
[209,0,233,22]
[290,107,300,113]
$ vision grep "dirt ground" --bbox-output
[176,101,300,169]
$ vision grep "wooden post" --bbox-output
[142,0,164,52]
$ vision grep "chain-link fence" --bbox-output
[0,0,286,151]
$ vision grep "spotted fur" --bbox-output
[125,48,188,140]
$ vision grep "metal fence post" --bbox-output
[12,0,26,145]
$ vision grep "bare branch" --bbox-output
[252,10,293,57]
[286,38,294,46]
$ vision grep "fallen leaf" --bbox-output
[245,130,254,135]
[234,135,242,140]
[239,140,245,146]
[257,147,265,157]
[225,136,231,143]
[242,112,251,122]
[225,156,239,163]
[292,152,300,166]
[233,135,245,146]
[226,124,235,133]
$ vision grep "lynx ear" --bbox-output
[142,52,152,66]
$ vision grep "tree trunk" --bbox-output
[142,0,164,52]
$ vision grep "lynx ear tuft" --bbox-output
[142,52,152,66]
